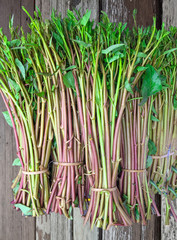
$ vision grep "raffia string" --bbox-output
[123,169,146,173]
[91,186,117,192]
[151,151,174,159]
[53,162,84,166]
[22,168,48,175]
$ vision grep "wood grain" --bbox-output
[36,0,99,21]
[73,208,100,240]
[102,0,162,28]
[163,0,177,28]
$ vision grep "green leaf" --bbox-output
[78,176,82,184]
[15,58,25,79]
[36,91,45,98]
[8,77,20,92]
[136,66,148,72]
[172,166,177,174]
[113,202,116,213]
[8,39,21,48]
[148,139,157,155]
[33,78,39,92]
[135,205,140,221]
[12,158,21,166]
[146,156,153,168]
[64,65,77,71]
[152,105,158,115]
[51,85,55,92]
[2,111,13,127]
[80,10,91,26]
[163,48,177,56]
[151,115,160,122]
[173,93,177,110]
[140,65,163,105]
[13,182,20,194]
[38,66,60,77]
[68,205,73,220]
[123,201,130,214]
[122,23,127,31]
[73,196,79,207]
[167,172,172,182]
[150,180,161,194]
[63,71,75,89]
[73,39,91,48]
[125,80,133,94]
[107,52,124,63]
[137,52,147,58]
[26,58,32,64]
[102,44,125,54]
[14,204,32,216]
[10,14,14,28]
[168,186,177,197]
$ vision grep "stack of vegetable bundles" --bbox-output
[0,7,177,229]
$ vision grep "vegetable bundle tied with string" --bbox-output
[0,24,53,216]
[1,7,177,229]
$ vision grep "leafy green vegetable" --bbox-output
[73,39,91,48]
[2,111,13,127]
[64,65,77,71]
[125,80,133,94]
[80,10,91,26]
[12,158,21,166]
[151,115,160,122]
[63,71,75,89]
[73,196,79,207]
[8,77,20,92]
[148,139,157,155]
[102,44,125,54]
[152,105,158,115]
[15,58,26,79]
[14,204,32,216]
[136,66,148,72]
[140,65,163,105]
[163,48,177,56]
[107,52,124,63]
[173,93,177,110]
[36,91,46,98]
[13,182,20,194]
[172,166,177,174]
[146,156,153,168]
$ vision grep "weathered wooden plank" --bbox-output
[102,0,162,28]
[103,224,142,240]
[0,0,20,37]
[36,213,72,240]
[103,225,132,240]
[51,213,72,240]
[73,208,100,240]
[163,0,177,28]
[20,0,35,32]
[36,0,100,20]
[161,196,177,240]
[36,215,51,240]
